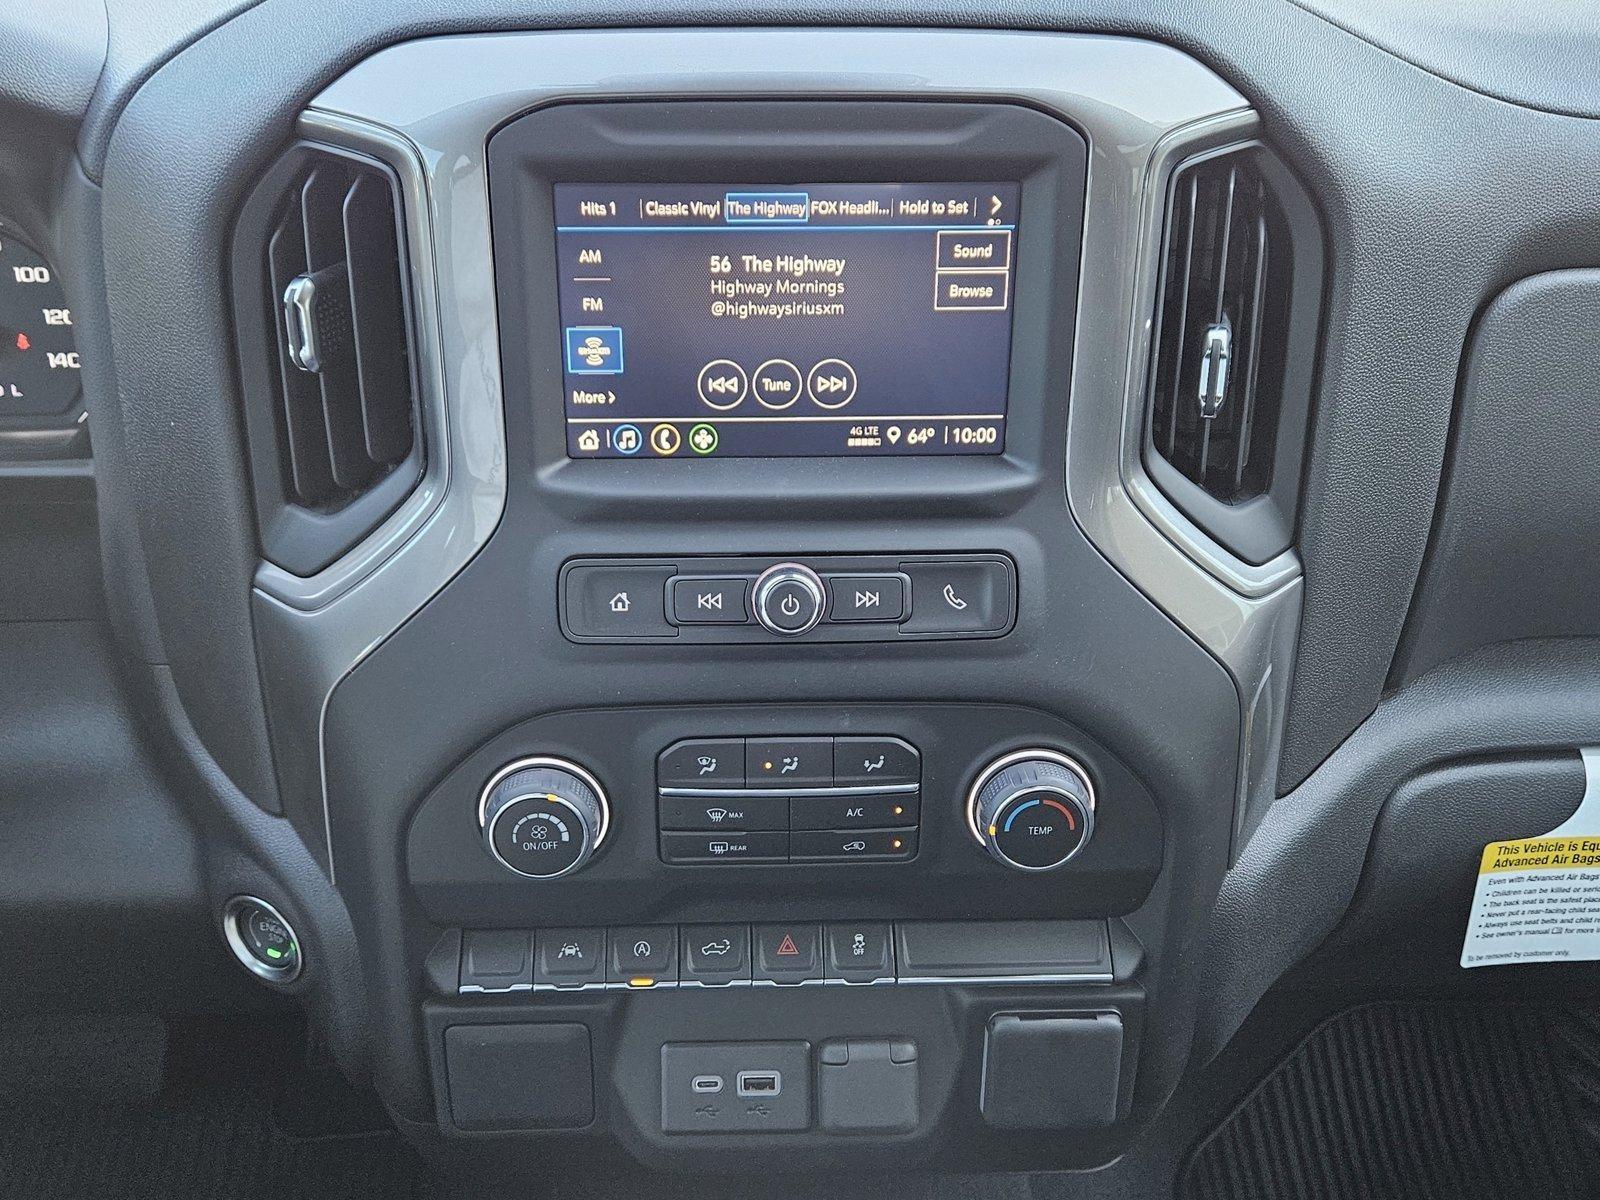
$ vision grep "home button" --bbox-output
[563,564,676,638]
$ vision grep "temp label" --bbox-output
[1462,747,1600,968]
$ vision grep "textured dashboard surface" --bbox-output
[1394,270,1600,686]
[1293,0,1600,118]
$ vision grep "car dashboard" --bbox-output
[4,4,1600,1198]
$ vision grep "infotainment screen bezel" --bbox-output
[488,100,1087,518]
[549,179,1024,460]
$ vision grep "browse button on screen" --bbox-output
[899,560,1014,635]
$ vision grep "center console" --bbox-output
[263,28,1271,1183]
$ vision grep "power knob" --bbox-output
[752,562,826,636]
[968,750,1095,872]
[479,757,611,880]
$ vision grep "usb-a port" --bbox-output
[736,1070,781,1097]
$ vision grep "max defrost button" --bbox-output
[659,794,788,831]
[900,560,1014,635]
[563,564,675,639]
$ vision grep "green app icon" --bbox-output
[689,424,719,455]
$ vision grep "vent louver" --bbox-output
[1144,142,1322,565]
[266,154,415,508]
[233,143,423,576]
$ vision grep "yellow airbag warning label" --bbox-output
[1462,748,1600,968]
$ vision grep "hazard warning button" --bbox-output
[754,923,822,985]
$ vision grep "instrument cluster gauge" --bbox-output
[0,223,82,417]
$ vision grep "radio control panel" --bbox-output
[559,554,1016,643]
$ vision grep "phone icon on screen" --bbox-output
[942,583,969,611]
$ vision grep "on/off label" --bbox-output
[1462,748,1600,968]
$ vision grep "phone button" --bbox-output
[899,560,1014,634]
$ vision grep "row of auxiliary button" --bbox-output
[561,555,1016,642]
[661,791,918,832]
[662,827,916,865]
[456,919,1116,994]
[461,923,893,991]
[658,736,920,789]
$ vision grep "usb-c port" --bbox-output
[690,1075,723,1094]
[736,1071,781,1097]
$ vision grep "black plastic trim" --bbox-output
[230,140,424,577]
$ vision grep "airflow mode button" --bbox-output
[833,737,920,786]
[657,738,745,788]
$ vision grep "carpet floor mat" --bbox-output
[1182,1002,1600,1200]
[0,1014,431,1200]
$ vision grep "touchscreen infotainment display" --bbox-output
[553,183,1020,459]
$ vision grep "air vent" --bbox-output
[1144,143,1322,565]
[232,143,423,575]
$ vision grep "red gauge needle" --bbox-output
[15,331,30,352]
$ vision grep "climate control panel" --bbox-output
[657,735,922,865]
[408,703,1163,929]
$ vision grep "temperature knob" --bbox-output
[968,750,1095,872]
[479,757,611,880]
